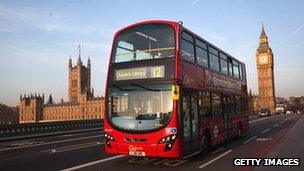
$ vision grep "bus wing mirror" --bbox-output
[171,85,180,100]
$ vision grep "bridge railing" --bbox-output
[0,119,103,140]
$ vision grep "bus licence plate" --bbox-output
[129,151,146,156]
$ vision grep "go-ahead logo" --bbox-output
[129,145,143,152]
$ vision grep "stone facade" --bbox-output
[19,94,44,123]
[19,51,104,123]
[252,94,260,113]
[0,103,19,124]
[248,91,260,114]
[256,24,276,114]
[288,96,304,106]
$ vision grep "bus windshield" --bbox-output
[113,24,175,63]
[107,83,173,131]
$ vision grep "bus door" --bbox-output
[222,95,232,140]
[181,90,199,155]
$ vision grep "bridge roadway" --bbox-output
[0,114,303,171]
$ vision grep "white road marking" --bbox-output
[61,155,125,171]
[211,147,224,154]
[273,123,279,128]
[249,115,283,124]
[61,134,74,137]
[279,121,285,124]
[182,150,201,159]
[40,142,103,154]
[198,150,232,169]
[50,142,102,154]
[256,138,272,142]
[0,135,103,152]
[262,128,271,134]
[249,117,268,124]
[243,136,257,144]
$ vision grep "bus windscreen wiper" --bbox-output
[131,83,161,91]
[112,84,134,91]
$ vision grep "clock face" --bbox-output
[259,54,268,64]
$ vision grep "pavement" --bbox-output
[0,114,303,171]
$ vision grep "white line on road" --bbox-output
[198,150,232,169]
[249,117,268,124]
[0,135,103,152]
[262,128,271,134]
[243,136,257,144]
[50,142,102,154]
[40,141,103,154]
[279,121,285,124]
[249,115,282,124]
[182,150,202,159]
[273,123,279,128]
[211,147,224,154]
[61,134,74,137]
[61,155,125,171]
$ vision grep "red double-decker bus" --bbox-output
[104,20,249,158]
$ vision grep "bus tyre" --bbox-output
[201,132,211,154]
[238,124,242,138]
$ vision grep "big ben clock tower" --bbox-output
[256,24,276,114]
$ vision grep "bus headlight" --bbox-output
[158,134,177,152]
[105,133,115,148]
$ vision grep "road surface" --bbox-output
[0,114,303,171]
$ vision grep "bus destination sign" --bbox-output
[115,66,165,81]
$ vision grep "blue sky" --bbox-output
[0,0,304,106]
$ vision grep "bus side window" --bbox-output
[198,91,212,117]
[220,52,228,75]
[195,39,208,67]
[211,92,222,118]
[231,95,236,114]
[235,96,242,114]
[209,47,220,72]
[181,31,195,63]
[233,60,240,79]
[227,57,233,77]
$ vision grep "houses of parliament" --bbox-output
[19,51,104,123]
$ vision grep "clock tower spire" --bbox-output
[256,23,276,114]
[259,22,268,44]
